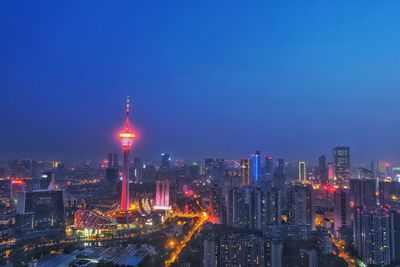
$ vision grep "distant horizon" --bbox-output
[0,149,397,168]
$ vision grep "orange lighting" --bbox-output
[11,180,23,185]
[119,133,135,138]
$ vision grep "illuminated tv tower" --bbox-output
[119,96,135,212]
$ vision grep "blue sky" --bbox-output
[1,1,400,164]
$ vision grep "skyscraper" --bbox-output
[209,183,223,224]
[350,178,377,208]
[318,155,327,183]
[227,187,248,229]
[203,235,219,267]
[354,207,391,265]
[333,189,352,237]
[265,156,274,182]
[251,151,261,185]
[107,152,119,168]
[10,179,25,207]
[204,158,215,178]
[241,159,250,186]
[155,179,170,210]
[112,153,118,168]
[106,152,119,185]
[108,153,113,168]
[215,159,226,182]
[133,157,143,182]
[287,184,315,230]
[333,147,350,181]
[160,153,171,178]
[298,161,306,182]
[327,162,334,180]
[274,159,285,186]
[15,190,65,243]
[390,210,400,263]
[259,186,282,229]
[161,153,170,168]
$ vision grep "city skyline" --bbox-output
[3,2,400,267]
[1,1,400,162]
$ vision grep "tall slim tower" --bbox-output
[298,161,306,182]
[241,159,250,186]
[119,97,135,212]
[251,151,261,185]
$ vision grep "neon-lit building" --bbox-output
[251,151,261,184]
[119,97,135,212]
[328,162,334,180]
[74,209,117,237]
[154,179,170,210]
[10,179,25,207]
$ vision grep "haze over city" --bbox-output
[1,1,400,163]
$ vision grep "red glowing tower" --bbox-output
[119,96,135,212]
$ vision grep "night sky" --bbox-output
[1,1,400,164]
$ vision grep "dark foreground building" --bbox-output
[15,190,65,243]
[203,233,282,267]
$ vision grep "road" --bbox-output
[164,212,208,267]
[330,234,355,267]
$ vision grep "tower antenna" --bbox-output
[125,96,130,130]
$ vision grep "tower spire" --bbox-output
[125,96,130,130]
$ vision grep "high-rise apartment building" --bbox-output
[350,178,377,208]
[204,158,215,178]
[287,184,315,230]
[209,183,223,224]
[203,234,282,267]
[265,156,274,182]
[241,159,250,186]
[333,147,350,181]
[354,207,391,265]
[333,189,352,237]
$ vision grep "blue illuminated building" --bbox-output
[251,151,261,184]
